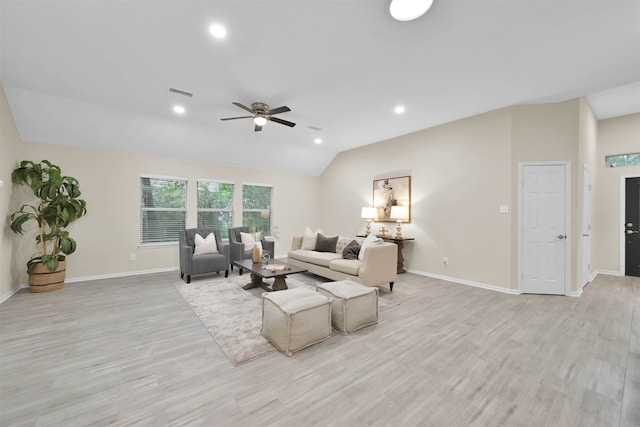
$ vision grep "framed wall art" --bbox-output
[373,176,411,222]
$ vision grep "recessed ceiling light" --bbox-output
[394,105,406,114]
[173,105,185,114]
[314,138,322,144]
[390,0,434,21]
[209,23,227,39]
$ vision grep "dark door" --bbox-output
[625,177,640,277]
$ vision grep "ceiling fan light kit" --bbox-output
[389,0,434,21]
[253,116,267,126]
[221,102,296,132]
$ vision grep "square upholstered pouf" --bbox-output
[261,288,332,357]
[316,280,378,334]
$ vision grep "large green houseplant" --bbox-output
[10,160,87,292]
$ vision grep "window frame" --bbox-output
[139,174,188,247]
[196,178,235,238]
[606,152,640,168]
[241,182,273,236]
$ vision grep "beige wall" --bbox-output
[321,108,514,290]
[593,113,640,273]
[1,85,26,299]
[2,85,320,294]
[322,99,609,293]
[3,77,637,299]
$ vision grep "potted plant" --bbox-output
[9,160,87,292]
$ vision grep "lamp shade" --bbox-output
[390,205,409,221]
[361,207,377,219]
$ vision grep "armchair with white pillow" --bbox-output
[228,226,275,274]
[179,228,229,283]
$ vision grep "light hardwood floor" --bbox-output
[1,271,638,426]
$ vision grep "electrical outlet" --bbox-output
[442,257,448,265]
[130,254,136,261]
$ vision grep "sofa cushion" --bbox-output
[240,232,256,250]
[315,233,338,252]
[342,239,361,260]
[289,249,342,267]
[329,258,361,276]
[194,232,218,255]
[302,227,322,250]
[336,237,351,254]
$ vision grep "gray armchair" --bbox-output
[228,226,275,274]
[179,228,229,283]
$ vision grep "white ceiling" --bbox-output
[1,0,639,176]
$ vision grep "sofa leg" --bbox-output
[225,270,229,278]
[186,275,191,284]
[230,264,234,271]
[389,282,394,291]
[180,271,184,278]
[239,268,243,276]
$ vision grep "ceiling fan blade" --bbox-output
[232,102,254,113]
[220,116,253,121]
[254,124,263,132]
[268,116,296,127]
[267,106,291,115]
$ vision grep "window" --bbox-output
[197,180,234,238]
[140,175,187,245]
[606,153,640,168]
[242,184,272,236]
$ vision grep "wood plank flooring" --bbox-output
[0,272,638,426]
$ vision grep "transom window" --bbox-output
[242,184,272,236]
[606,153,640,168]
[197,180,234,238]
[140,175,187,245]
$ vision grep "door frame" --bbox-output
[581,164,592,287]
[518,161,572,295]
[619,174,640,275]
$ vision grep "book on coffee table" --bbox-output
[262,264,288,271]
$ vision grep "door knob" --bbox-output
[627,230,639,235]
[557,234,567,240]
[627,223,634,227]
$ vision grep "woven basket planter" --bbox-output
[29,261,66,292]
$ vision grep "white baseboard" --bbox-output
[594,269,623,277]
[1,267,181,304]
[404,269,521,295]
[65,266,179,283]
[0,283,28,304]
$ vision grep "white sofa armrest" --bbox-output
[358,242,398,287]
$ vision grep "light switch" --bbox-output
[499,205,509,214]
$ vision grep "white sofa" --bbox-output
[287,235,398,291]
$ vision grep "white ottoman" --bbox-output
[316,280,378,334]
[261,287,332,357]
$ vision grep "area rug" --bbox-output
[174,273,399,366]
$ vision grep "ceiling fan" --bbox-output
[220,102,296,132]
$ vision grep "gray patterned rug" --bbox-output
[173,272,399,366]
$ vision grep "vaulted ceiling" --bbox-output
[2,1,639,176]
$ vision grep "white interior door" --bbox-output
[582,165,592,286]
[520,163,569,295]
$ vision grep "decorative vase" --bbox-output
[29,261,66,292]
[252,244,261,264]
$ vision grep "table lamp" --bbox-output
[360,207,377,236]
[390,205,409,239]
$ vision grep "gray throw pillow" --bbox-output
[342,240,361,260]
[315,233,338,252]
